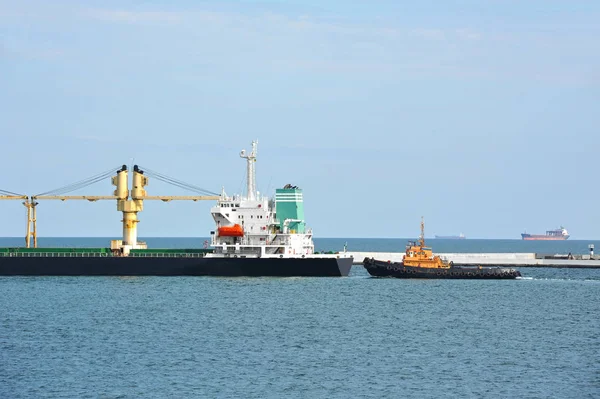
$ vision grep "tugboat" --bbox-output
[363,218,521,279]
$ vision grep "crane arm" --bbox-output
[0,195,28,200]
[32,195,120,202]
[30,195,220,202]
[139,195,220,202]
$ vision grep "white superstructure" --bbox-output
[206,141,348,260]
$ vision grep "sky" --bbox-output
[1,0,599,239]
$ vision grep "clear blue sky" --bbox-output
[1,0,599,239]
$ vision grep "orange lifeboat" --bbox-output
[218,224,244,237]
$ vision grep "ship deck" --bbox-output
[0,248,213,258]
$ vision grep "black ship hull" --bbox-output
[0,256,353,277]
[363,258,520,279]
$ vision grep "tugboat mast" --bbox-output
[240,140,258,200]
[419,216,425,247]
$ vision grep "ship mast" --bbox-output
[419,216,425,247]
[240,140,258,200]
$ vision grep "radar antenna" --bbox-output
[239,140,258,200]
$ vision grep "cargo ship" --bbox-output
[434,233,465,239]
[363,218,521,279]
[0,141,353,276]
[521,227,569,241]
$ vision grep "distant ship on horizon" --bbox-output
[521,227,569,240]
[434,233,466,240]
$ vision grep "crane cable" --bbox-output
[0,188,25,196]
[137,165,219,196]
[35,165,124,196]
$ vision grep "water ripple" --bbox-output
[0,267,598,398]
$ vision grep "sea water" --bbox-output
[2,236,600,255]
[0,238,598,398]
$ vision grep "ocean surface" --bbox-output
[1,238,599,398]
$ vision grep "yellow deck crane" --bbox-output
[30,165,220,253]
[0,189,30,246]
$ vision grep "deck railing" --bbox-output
[0,251,208,258]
